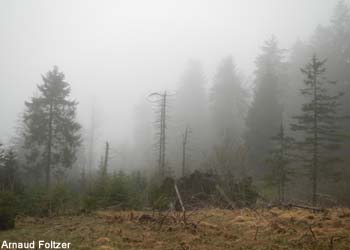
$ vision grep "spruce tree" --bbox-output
[291,55,346,206]
[295,1,350,203]
[171,60,208,171]
[210,56,248,178]
[330,1,350,182]
[23,66,81,189]
[175,60,207,133]
[211,56,247,145]
[245,37,285,175]
[265,122,294,203]
[0,144,6,190]
[0,143,4,166]
[0,145,21,193]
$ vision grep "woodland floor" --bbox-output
[1,208,350,250]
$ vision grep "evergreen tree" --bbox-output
[23,66,81,189]
[245,37,285,175]
[330,0,350,73]
[0,143,4,166]
[210,56,248,178]
[311,1,350,88]
[171,60,209,172]
[0,144,6,190]
[291,55,346,206]
[265,122,294,203]
[211,56,247,145]
[0,145,21,193]
[175,60,208,132]
[294,1,350,203]
[329,1,350,179]
[285,40,312,130]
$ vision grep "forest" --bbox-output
[1,0,350,249]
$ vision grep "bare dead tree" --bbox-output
[160,92,166,177]
[182,126,191,177]
[81,162,86,193]
[101,142,109,178]
[148,91,172,178]
[99,142,109,181]
[87,100,99,188]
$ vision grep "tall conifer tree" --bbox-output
[23,66,81,189]
[265,122,294,203]
[211,56,247,145]
[245,37,285,174]
[291,55,346,206]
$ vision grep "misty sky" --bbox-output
[0,0,339,146]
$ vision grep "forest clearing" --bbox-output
[2,208,350,250]
[1,1,350,249]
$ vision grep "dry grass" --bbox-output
[1,208,350,250]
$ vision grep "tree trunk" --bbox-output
[280,123,285,203]
[182,127,188,177]
[46,102,53,190]
[312,70,319,207]
[103,142,109,178]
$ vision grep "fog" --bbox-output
[2,0,350,225]
[0,0,336,145]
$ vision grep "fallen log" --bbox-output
[267,202,326,212]
[284,203,326,212]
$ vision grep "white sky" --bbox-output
[0,0,339,144]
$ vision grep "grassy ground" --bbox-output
[1,208,350,250]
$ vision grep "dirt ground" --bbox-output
[1,208,350,250]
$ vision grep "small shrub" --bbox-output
[148,177,175,210]
[18,186,49,216]
[82,195,99,211]
[51,184,75,215]
[0,191,17,230]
